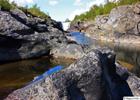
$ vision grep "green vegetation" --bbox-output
[0,0,13,11]
[27,4,49,19]
[18,4,49,19]
[73,0,140,22]
[64,18,71,22]
[0,0,49,19]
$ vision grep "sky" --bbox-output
[9,0,107,21]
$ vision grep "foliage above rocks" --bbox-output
[18,4,50,19]
[0,0,50,19]
[72,0,140,22]
[0,0,13,11]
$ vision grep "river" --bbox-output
[0,32,140,99]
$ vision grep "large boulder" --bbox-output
[0,9,67,62]
[5,48,140,100]
[107,4,140,36]
[93,3,140,37]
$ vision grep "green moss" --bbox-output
[72,0,140,22]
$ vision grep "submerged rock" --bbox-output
[5,48,140,100]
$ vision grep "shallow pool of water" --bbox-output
[96,40,140,77]
[68,32,140,75]
[0,57,74,99]
[0,32,140,99]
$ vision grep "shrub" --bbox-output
[0,0,13,11]
[27,4,49,19]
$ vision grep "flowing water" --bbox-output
[0,32,140,99]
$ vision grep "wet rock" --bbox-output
[5,48,140,100]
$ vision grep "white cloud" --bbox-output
[69,9,88,21]
[87,0,106,8]
[49,0,59,6]
[9,0,34,6]
[69,0,106,20]
[74,0,83,6]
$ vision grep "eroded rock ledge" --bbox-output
[5,48,140,100]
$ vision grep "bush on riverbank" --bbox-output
[72,0,140,22]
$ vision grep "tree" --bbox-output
[65,18,71,22]
[0,0,13,11]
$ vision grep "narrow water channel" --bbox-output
[0,32,140,99]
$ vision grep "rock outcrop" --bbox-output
[5,48,140,100]
[0,8,70,62]
[96,3,140,37]
[69,3,140,39]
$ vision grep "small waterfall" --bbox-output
[62,22,70,31]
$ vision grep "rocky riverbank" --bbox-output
[0,8,85,62]
[5,48,140,100]
[69,3,140,46]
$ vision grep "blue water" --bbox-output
[69,32,91,45]
[31,65,63,83]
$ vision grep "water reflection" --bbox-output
[67,32,140,75]
[97,40,140,77]
[0,57,74,99]
[114,45,140,77]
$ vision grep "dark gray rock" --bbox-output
[5,48,140,100]
[0,9,67,62]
